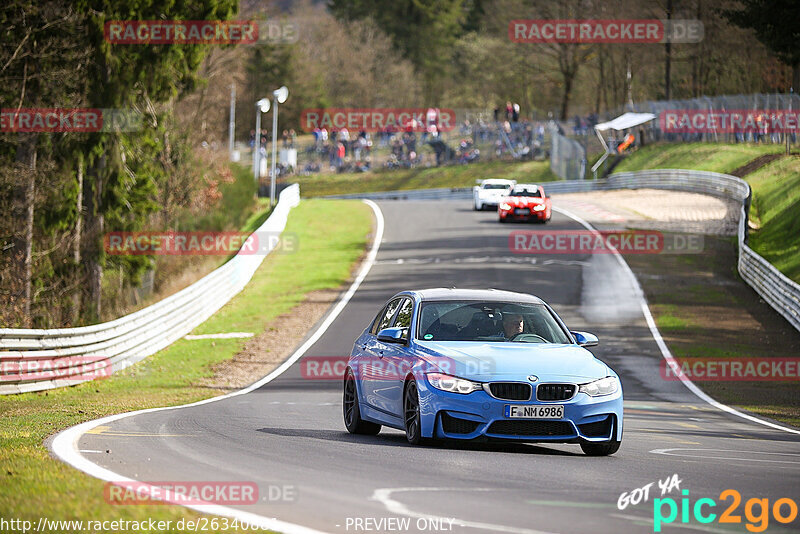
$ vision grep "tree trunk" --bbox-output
[71,158,83,323]
[560,73,573,121]
[665,0,672,100]
[82,152,105,322]
[11,133,36,327]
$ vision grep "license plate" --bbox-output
[505,405,564,419]
[515,208,530,215]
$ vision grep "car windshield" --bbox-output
[483,184,509,190]
[417,301,570,343]
[510,188,541,197]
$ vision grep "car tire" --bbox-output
[343,370,381,435]
[499,216,508,223]
[580,419,621,456]
[403,379,430,445]
[474,200,482,211]
[580,439,621,456]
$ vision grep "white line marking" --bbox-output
[51,199,385,534]
[184,333,254,340]
[554,205,800,436]
[650,448,800,464]
[78,450,105,454]
[372,487,557,534]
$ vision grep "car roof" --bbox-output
[403,288,546,304]
[512,183,539,190]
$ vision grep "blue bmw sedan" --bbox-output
[342,288,623,455]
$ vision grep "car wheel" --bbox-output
[580,439,621,456]
[403,379,429,445]
[343,370,381,435]
[580,418,621,456]
[474,200,482,211]
[499,216,508,223]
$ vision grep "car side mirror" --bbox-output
[571,331,598,347]
[377,327,407,344]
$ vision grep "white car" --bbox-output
[473,179,516,211]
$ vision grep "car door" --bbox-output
[374,297,415,418]
[359,298,403,413]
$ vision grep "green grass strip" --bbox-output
[0,199,372,531]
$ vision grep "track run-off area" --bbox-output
[53,198,800,534]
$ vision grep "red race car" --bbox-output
[498,184,552,223]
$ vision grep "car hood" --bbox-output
[415,341,610,382]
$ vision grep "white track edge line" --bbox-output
[50,199,386,534]
[553,205,800,436]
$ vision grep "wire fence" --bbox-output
[599,93,800,145]
[550,124,587,180]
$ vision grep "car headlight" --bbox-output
[500,203,512,210]
[427,373,482,394]
[579,376,619,397]
[533,204,546,211]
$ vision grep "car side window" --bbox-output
[369,309,384,335]
[392,299,414,341]
[372,298,402,334]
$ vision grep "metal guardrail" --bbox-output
[0,184,301,395]
[328,170,799,333]
[325,187,473,201]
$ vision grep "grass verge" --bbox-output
[745,156,800,283]
[0,199,372,531]
[614,142,785,174]
[285,159,559,197]
[624,237,800,427]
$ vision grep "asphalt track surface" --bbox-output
[73,200,800,534]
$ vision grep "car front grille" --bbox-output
[440,413,480,435]
[577,415,614,438]
[487,382,531,401]
[487,420,574,437]
[536,383,576,401]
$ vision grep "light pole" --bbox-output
[270,86,289,206]
[228,84,236,159]
[253,98,270,185]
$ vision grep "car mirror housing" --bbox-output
[571,331,599,347]
[377,327,407,344]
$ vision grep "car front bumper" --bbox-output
[417,378,623,442]
[499,208,548,221]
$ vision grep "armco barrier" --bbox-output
[0,184,301,395]
[324,170,799,333]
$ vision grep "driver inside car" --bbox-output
[502,312,524,340]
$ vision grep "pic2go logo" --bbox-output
[654,489,798,533]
